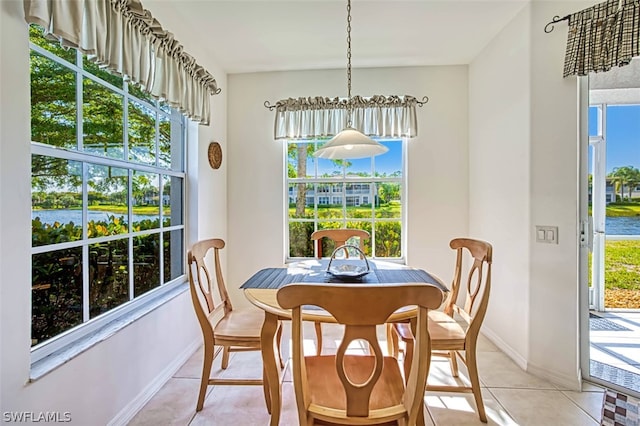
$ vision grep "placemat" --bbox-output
[240,259,446,292]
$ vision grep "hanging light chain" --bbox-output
[346,0,353,127]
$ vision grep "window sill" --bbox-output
[30,282,189,381]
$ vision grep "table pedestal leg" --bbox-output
[261,312,282,426]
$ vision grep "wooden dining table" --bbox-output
[241,258,448,426]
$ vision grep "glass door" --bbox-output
[583,73,640,395]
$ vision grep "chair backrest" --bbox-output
[310,228,370,258]
[277,283,443,423]
[443,238,492,340]
[187,239,231,339]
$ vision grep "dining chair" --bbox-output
[310,228,370,259]
[277,282,444,426]
[390,238,493,423]
[187,238,281,412]
[310,228,370,356]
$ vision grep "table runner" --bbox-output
[240,259,447,292]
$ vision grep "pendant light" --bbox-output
[313,0,388,160]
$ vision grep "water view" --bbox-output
[32,209,158,224]
[33,209,640,234]
[606,216,640,235]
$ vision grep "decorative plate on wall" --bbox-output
[208,142,222,169]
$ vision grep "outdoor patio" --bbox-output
[590,310,640,393]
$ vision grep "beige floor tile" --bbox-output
[190,381,297,426]
[478,352,558,390]
[174,346,205,379]
[425,391,516,425]
[427,358,476,388]
[489,388,599,425]
[477,333,500,352]
[215,350,264,381]
[190,384,272,425]
[582,381,606,392]
[128,377,200,426]
[561,389,605,422]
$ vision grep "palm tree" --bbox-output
[609,166,640,201]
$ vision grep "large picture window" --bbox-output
[30,25,186,350]
[286,139,405,259]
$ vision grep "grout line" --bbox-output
[560,389,603,423]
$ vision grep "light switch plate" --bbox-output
[535,226,558,244]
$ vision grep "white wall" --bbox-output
[468,3,532,370]
[527,1,590,388]
[0,1,228,423]
[469,1,594,389]
[226,66,469,306]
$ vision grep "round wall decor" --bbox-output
[208,141,222,169]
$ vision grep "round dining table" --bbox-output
[242,258,448,426]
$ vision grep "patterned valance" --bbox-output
[24,0,220,125]
[564,0,640,77]
[266,95,427,140]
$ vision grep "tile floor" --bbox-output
[130,323,606,426]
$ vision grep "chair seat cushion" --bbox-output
[305,355,405,411]
[393,312,465,350]
[428,310,457,323]
[429,319,466,350]
[213,308,263,342]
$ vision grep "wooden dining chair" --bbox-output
[390,238,493,423]
[187,238,281,412]
[277,282,444,426]
[310,228,370,259]
[310,228,370,356]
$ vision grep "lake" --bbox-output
[32,209,158,224]
[31,209,640,234]
[606,216,640,235]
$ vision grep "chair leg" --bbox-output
[465,349,487,423]
[314,321,323,356]
[197,344,214,411]
[262,366,272,414]
[403,337,414,383]
[386,323,399,358]
[221,346,230,369]
[277,322,284,369]
[417,403,426,426]
[449,350,459,377]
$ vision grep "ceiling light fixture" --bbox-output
[313,0,389,160]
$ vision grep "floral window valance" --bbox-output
[266,95,428,140]
[24,0,220,125]
[563,0,640,77]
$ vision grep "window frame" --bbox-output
[29,37,189,364]
[284,138,407,262]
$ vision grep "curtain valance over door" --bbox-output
[24,0,220,125]
[270,95,425,140]
[564,0,640,77]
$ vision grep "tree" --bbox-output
[609,166,640,201]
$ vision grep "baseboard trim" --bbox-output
[480,327,528,370]
[107,338,201,426]
[527,361,581,391]
[481,327,581,391]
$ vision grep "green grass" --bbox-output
[605,202,640,217]
[289,204,401,219]
[589,202,640,217]
[604,240,640,290]
[89,205,170,215]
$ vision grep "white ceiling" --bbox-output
[144,0,530,74]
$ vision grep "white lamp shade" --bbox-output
[313,127,389,159]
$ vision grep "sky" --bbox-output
[315,139,403,177]
[589,104,640,174]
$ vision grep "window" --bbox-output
[286,139,405,259]
[29,26,186,352]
